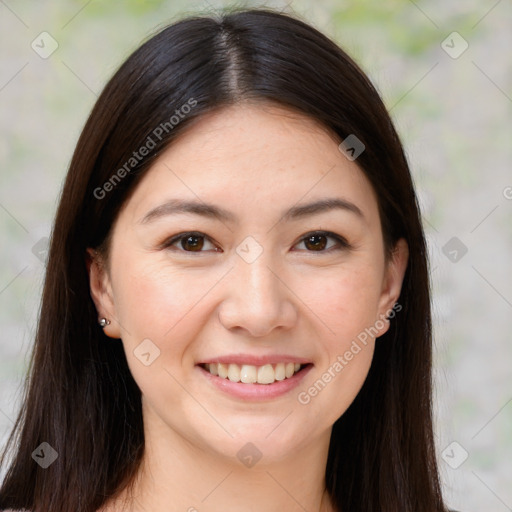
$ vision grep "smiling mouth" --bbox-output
[199,362,310,385]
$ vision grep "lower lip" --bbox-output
[197,364,313,401]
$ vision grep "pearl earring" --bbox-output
[99,318,111,328]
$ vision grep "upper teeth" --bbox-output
[205,362,302,384]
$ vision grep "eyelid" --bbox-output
[160,230,351,253]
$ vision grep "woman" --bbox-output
[0,8,453,512]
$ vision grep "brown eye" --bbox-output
[163,232,219,253]
[295,231,349,252]
[304,234,328,251]
[181,234,205,252]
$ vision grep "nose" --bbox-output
[218,252,298,338]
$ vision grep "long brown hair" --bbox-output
[0,8,447,512]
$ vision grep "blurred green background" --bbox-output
[1,1,511,510]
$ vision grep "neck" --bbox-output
[101,411,335,512]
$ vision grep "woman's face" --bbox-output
[89,103,408,465]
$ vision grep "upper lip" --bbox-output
[197,354,312,366]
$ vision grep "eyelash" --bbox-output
[160,230,351,254]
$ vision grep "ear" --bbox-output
[375,238,409,337]
[86,248,121,339]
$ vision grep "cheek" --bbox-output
[292,261,381,419]
[306,343,374,427]
[299,259,384,341]
[114,265,181,338]
[296,287,377,426]
[111,258,225,353]
[110,260,212,399]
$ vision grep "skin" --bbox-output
[88,102,408,512]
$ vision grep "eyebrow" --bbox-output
[139,197,364,225]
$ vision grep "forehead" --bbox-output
[122,103,380,227]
